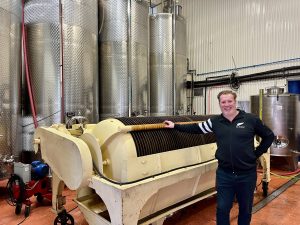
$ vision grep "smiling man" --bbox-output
[164,90,274,225]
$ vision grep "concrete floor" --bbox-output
[164,171,300,225]
[0,170,299,225]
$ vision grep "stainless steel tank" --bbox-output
[24,0,98,150]
[149,12,187,116]
[251,89,300,171]
[0,0,22,178]
[99,0,149,119]
[175,13,187,115]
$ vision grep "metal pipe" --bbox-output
[147,3,151,116]
[127,0,132,117]
[204,78,207,114]
[191,70,194,115]
[259,89,263,120]
[190,68,300,88]
[59,0,64,122]
[197,59,300,76]
[172,0,176,115]
[191,70,195,115]
[207,74,231,80]
[240,72,300,82]
[186,59,195,115]
[187,69,196,115]
[197,70,300,113]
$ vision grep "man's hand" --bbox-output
[164,120,175,128]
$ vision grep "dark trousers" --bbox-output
[216,167,257,225]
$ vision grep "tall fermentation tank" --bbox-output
[149,12,187,116]
[251,87,300,171]
[24,0,98,151]
[99,0,149,119]
[0,0,22,178]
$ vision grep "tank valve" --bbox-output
[272,135,288,148]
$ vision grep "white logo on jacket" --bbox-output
[236,122,245,128]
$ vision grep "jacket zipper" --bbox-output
[229,121,235,174]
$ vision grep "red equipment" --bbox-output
[7,173,52,217]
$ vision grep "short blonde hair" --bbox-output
[217,90,237,102]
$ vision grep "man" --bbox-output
[164,90,274,225]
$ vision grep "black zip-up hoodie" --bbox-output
[174,110,274,173]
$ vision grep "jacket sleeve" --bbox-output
[174,119,213,134]
[254,117,274,158]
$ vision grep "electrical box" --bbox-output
[14,162,31,183]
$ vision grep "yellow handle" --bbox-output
[118,121,201,133]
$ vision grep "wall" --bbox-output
[181,0,300,114]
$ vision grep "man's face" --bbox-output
[219,94,237,116]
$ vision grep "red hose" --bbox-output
[22,0,38,128]
[275,168,300,176]
[258,168,300,176]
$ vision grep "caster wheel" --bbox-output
[262,181,268,197]
[36,194,44,203]
[54,211,74,225]
[24,205,31,217]
[15,203,22,215]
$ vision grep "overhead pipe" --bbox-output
[240,72,300,82]
[197,58,300,76]
[188,66,300,88]
[187,66,300,114]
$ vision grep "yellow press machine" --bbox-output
[33,115,269,225]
